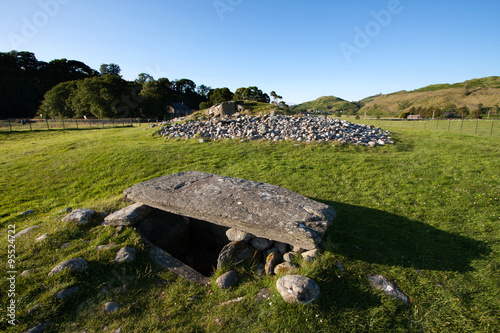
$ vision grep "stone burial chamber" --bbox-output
[105,171,336,284]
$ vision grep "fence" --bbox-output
[348,118,498,137]
[0,118,156,132]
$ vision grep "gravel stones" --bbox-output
[156,114,393,146]
[276,275,321,304]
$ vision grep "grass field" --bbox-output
[0,123,499,332]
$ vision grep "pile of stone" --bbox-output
[156,114,393,146]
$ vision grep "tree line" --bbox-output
[0,51,274,119]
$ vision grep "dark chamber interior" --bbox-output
[136,209,229,276]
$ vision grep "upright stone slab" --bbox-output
[123,171,335,250]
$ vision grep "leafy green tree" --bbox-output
[136,73,154,84]
[270,91,282,105]
[208,87,233,106]
[100,63,121,76]
[39,80,78,118]
[233,86,270,103]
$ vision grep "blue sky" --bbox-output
[1,0,499,104]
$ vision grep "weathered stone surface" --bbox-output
[104,203,153,226]
[254,288,271,301]
[24,321,50,333]
[55,286,80,300]
[265,252,283,275]
[13,226,38,239]
[226,228,253,242]
[148,242,210,285]
[48,258,88,276]
[368,274,410,303]
[301,249,320,262]
[62,209,95,224]
[217,241,255,270]
[283,252,296,263]
[35,233,49,242]
[216,270,238,289]
[276,275,320,304]
[103,302,120,313]
[124,171,335,250]
[274,262,297,275]
[115,247,136,263]
[275,241,289,254]
[251,237,273,251]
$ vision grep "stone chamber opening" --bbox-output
[135,208,229,276]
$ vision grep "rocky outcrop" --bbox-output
[157,114,393,145]
[123,171,335,250]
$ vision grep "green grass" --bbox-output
[1,125,499,332]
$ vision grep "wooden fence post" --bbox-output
[45,118,50,130]
[475,119,479,135]
[491,120,494,136]
[8,119,12,132]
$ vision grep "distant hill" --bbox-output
[359,76,500,117]
[293,96,360,113]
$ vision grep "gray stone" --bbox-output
[24,321,50,333]
[276,275,320,304]
[301,249,320,262]
[35,233,49,242]
[226,228,253,242]
[274,262,297,275]
[62,209,95,224]
[217,241,255,270]
[96,243,116,251]
[368,274,410,303]
[254,288,271,301]
[115,247,136,263]
[254,263,265,276]
[283,252,296,263]
[104,203,153,226]
[265,252,283,275]
[148,242,210,285]
[216,270,238,289]
[48,258,88,276]
[21,270,34,277]
[55,286,80,300]
[124,171,335,250]
[20,210,36,216]
[275,241,289,254]
[251,237,273,251]
[103,302,120,313]
[13,226,38,239]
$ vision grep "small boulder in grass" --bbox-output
[62,209,95,224]
[216,270,239,289]
[48,258,88,276]
[114,247,136,263]
[368,274,410,303]
[276,275,320,305]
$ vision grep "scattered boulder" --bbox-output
[254,288,271,302]
[283,252,296,263]
[96,243,116,251]
[114,247,136,263]
[276,275,321,305]
[35,234,49,242]
[216,270,239,289]
[62,209,95,224]
[48,258,88,276]
[103,302,120,313]
[368,274,410,303]
[13,226,38,239]
[275,241,289,254]
[24,321,50,333]
[20,210,36,216]
[104,203,153,226]
[55,286,80,300]
[251,237,273,251]
[217,241,255,270]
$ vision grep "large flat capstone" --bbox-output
[123,171,335,250]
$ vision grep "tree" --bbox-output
[100,63,121,76]
[208,87,233,106]
[196,84,211,98]
[233,86,270,103]
[270,91,283,105]
[39,80,78,118]
[136,73,154,84]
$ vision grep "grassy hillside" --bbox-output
[360,76,500,117]
[293,96,360,113]
[1,126,499,332]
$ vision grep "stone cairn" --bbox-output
[156,113,394,146]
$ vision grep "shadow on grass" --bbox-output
[320,200,489,273]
